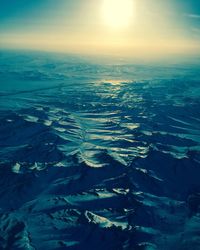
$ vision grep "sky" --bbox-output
[0,0,200,60]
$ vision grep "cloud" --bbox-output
[192,27,200,33]
[185,14,200,19]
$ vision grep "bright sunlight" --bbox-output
[102,0,134,29]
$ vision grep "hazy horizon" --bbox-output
[1,0,200,61]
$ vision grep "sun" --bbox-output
[102,0,134,29]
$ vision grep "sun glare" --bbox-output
[102,0,134,29]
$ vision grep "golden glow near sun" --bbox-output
[102,0,134,29]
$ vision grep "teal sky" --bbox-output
[0,0,200,59]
